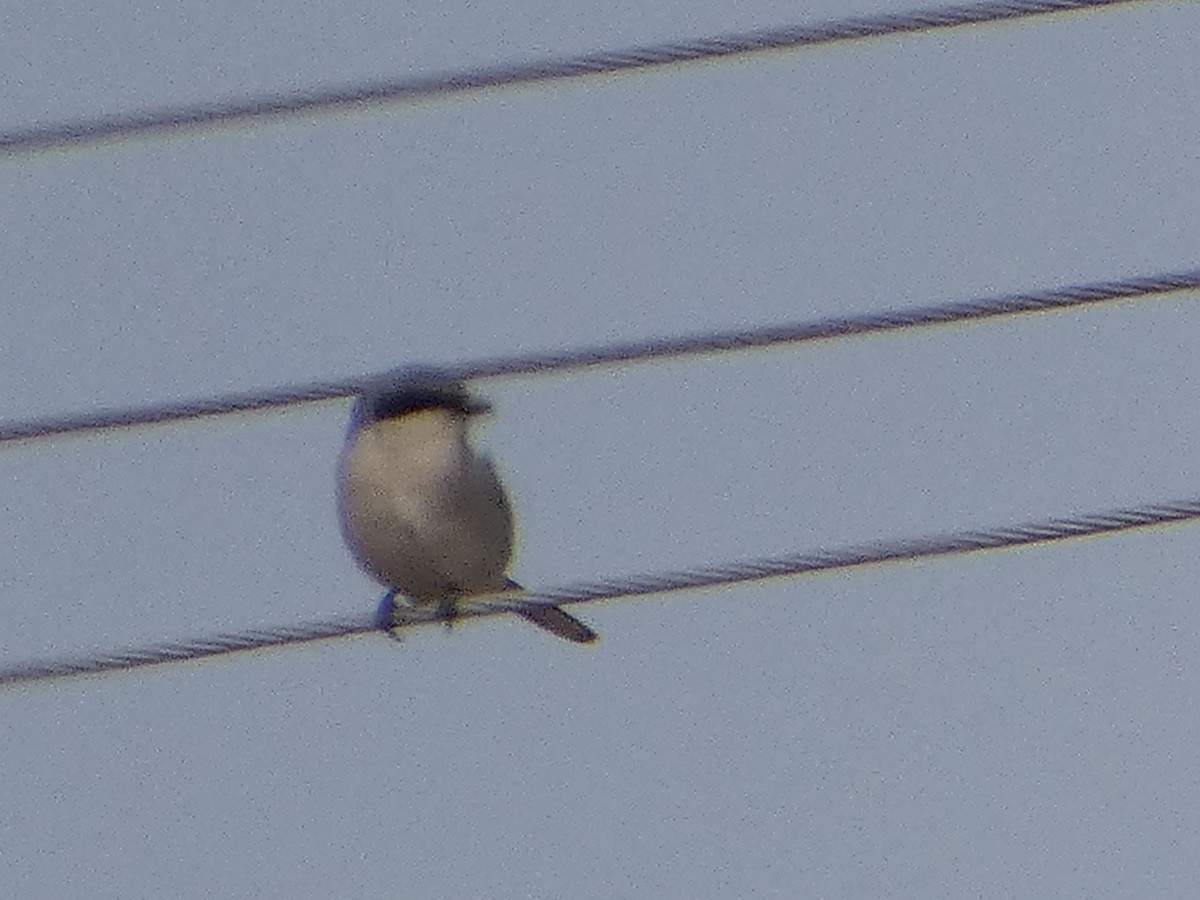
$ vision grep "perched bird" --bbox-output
[336,373,597,644]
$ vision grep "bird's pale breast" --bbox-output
[337,413,513,603]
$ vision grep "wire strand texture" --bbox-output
[4,496,1199,687]
[1,268,1196,445]
[0,0,1150,155]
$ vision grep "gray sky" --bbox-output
[3,1,1199,896]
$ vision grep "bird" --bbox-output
[336,371,598,644]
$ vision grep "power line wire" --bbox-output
[4,495,1199,687]
[0,0,1152,156]
[1,268,1195,446]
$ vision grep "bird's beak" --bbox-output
[465,397,493,416]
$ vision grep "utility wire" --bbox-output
[4,495,1199,687]
[1,268,1196,446]
[0,0,1152,156]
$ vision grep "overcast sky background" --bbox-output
[2,1,1199,896]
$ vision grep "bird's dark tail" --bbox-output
[376,583,598,644]
[513,604,599,644]
[505,578,598,644]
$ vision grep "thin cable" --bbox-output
[0,0,1151,156]
[1,268,1196,445]
[0,617,380,686]
[0,271,1195,448]
[4,495,1199,687]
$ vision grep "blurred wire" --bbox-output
[0,0,1149,156]
[0,616,382,687]
[1,268,1195,446]
[4,495,1199,687]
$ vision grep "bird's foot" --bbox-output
[437,597,459,632]
[374,590,405,643]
